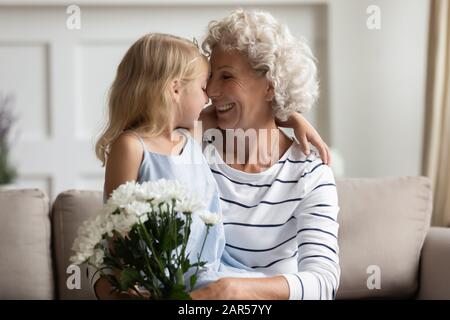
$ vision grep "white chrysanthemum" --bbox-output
[134,183,158,202]
[133,179,189,206]
[69,252,87,265]
[125,201,151,217]
[70,213,107,265]
[101,202,119,215]
[108,181,138,207]
[100,215,115,238]
[198,211,222,226]
[70,179,210,267]
[174,196,205,214]
[70,237,95,265]
[89,248,105,268]
[152,179,189,205]
[110,212,138,237]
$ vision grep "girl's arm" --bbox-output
[103,133,142,199]
[190,276,289,300]
[275,113,331,165]
[197,108,331,165]
[95,132,143,299]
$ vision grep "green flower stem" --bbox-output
[193,225,211,287]
[199,226,210,263]
[136,224,162,297]
[171,202,181,269]
[179,214,192,267]
[138,222,165,276]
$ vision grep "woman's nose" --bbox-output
[206,78,219,99]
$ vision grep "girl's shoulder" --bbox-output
[106,131,146,173]
[112,130,146,153]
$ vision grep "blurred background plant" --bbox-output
[0,93,18,185]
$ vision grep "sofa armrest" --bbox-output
[417,226,450,299]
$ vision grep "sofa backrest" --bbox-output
[335,176,432,299]
[52,176,432,300]
[0,176,433,299]
[52,190,102,300]
[0,189,54,299]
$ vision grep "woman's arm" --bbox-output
[196,108,331,165]
[190,276,290,300]
[275,113,331,165]
[283,160,340,300]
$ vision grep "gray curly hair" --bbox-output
[202,9,319,121]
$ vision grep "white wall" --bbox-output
[0,1,326,201]
[328,0,429,178]
[0,0,430,201]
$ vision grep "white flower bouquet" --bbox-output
[70,179,221,300]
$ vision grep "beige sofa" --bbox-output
[1,176,449,300]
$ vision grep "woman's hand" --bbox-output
[189,276,289,300]
[190,278,237,300]
[276,113,331,165]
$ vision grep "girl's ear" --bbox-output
[171,79,182,104]
[265,81,275,102]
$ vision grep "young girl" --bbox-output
[92,33,329,299]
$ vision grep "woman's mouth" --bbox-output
[216,102,235,113]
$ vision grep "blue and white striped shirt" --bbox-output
[205,141,340,300]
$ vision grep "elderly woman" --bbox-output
[191,9,340,300]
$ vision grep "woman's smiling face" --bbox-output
[206,47,274,130]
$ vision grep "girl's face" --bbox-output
[206,47,274,130]
[178,65,210,129]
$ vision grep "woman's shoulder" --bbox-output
[286,142,324,166]
[285,143,335,185]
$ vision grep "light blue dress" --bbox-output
[102,129,227,288]
[97,129,265,294]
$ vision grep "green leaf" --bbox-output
[160,227,173,252]
[175,268,184,286]
[189,261,207,269]
[181,259,192,272]
[119,267,140,291]
[189,274,197,291]
[166,284,191,300]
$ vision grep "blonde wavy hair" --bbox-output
[95,33,208,166]
[202,9,319,121]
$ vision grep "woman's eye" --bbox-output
[222,74,232,80]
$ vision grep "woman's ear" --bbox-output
[265,81,275,102]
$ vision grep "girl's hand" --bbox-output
[276,113,331,165]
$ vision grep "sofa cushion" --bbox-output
[0,189,54,299]
[335,176,432,299]
[52,190,102,299]
[416,227,450,299]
